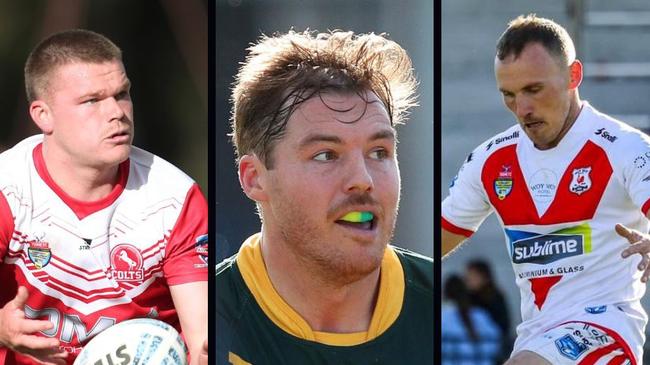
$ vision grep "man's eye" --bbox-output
[84,98,98,104]
[527,87,541,94]
[313,151,337,161]
[369,149,389,160]
[116,91,130,100]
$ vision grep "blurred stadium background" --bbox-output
[215,0,433,261]
[442,0,650,360]
[0,0,207,193]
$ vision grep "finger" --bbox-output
[615,224,643,243]
[638,254,650,271]
[622,242,650,258]
[14,333,60,350]
[37,359,67,365]
[18,345,66,357]
[643,263,650,283]
[18,318,56,334]
[9,286,29,310]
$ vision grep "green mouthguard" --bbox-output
[340,211,374,223]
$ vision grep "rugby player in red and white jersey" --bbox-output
[443,14,650,364]
[0,30,207,364]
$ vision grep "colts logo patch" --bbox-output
[27,238,52,269]
[110,244,144,282]
[494,164,513,200]
[569,167,592,195]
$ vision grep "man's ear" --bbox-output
[238,154,269,202]
[568,59,583,89]
[29,100,54,134]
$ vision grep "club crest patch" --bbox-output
[109,244,144,282]
[569,167,592,195]
[28,239,51,269]
[494,164,513,200]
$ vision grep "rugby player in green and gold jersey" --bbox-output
[217,30,433,365]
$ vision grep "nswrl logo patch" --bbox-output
[555,334,588,360]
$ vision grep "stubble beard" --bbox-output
[275,200,397,287]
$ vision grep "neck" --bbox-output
[41,142,120,201]
[541,95,584,150]
[260,227,381,333]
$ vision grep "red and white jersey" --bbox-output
[442,102,650,361]
[0,135,208,364]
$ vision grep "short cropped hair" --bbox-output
[496,14,576,66]
[25,29,122,102]
[231,30,418,168]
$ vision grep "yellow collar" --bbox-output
[236,233,405,346]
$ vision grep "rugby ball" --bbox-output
[73,318,187,365]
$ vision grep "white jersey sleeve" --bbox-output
[442,126,522,235]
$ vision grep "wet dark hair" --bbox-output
[231,30,418,168]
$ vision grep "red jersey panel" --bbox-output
[0,136,207,364]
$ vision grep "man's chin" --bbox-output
[331,243,386,281]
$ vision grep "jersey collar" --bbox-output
[33,143,129,220]
[236,233,405,346]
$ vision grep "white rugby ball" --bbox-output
[73,318,188,365]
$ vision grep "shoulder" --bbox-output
[215,254,248,314]
[391,246,433,296]
[583,106,650,164]
[0,135,42,172]
[455,124,522,176]
[127,146,196,196]
[481,124,523,154]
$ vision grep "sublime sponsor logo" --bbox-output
[507,224,592,265]
[513,234,583,264]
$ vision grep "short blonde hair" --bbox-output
[25,29,122,102]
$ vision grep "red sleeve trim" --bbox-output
[163,183,208,286]
[642,198,650,216]
[0,192,15,259]
[441,217,474,237]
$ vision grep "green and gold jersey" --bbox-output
[216,234,433,365]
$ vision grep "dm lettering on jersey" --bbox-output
[506,224,592,265]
